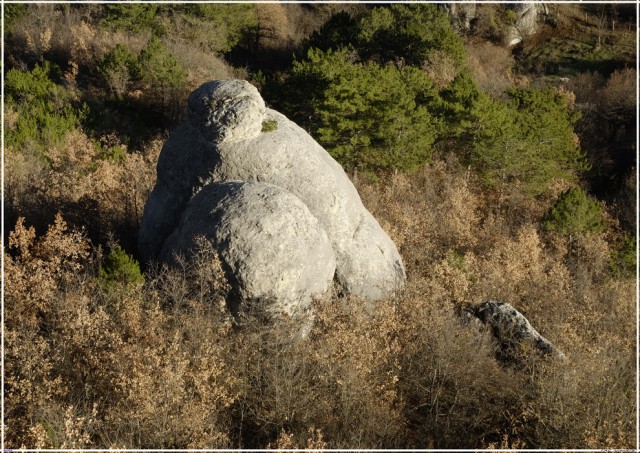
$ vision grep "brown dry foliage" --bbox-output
[6,157,635,449]
[5,129,159,247]
[358,162,635,448]
[8,5,111,68]
[569,67,636,116]
[5,6,634,447]
[466,40,516,96]
[6,222,237,449]
[2,8,635,440]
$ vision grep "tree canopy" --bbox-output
[467,88,586,194]
[285,48,440,172]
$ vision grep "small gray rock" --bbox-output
[465,300,565,361]
[161,181,336,317]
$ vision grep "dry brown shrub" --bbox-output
[358,159,635,448]
[8,5,58,62]
[5,214,94,448]
[255,4,291,50]
[269,427,327,450]
[286,4,362,47]
[569,68,636,125]
[98,28,153,56]
[164,38,238,91]
[466,40,516,96]
[568,71,607,105]
[422,49,460,89]
[598,67,637,118]
[8,5,107,67]
[6,155,634,449]
[6,219,239,448]
[230,296,403,448]
[359,161,481,275]
[6,130,159,247]
[395,290,530,448]
[253,4,359,52]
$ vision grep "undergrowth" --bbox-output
[5,160,635,449]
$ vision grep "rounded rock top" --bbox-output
[188,80,266,143]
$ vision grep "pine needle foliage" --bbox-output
[544,187,605,236]
[99,246,144,288]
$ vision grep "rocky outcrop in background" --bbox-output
[442,2,477,31]
[139,80,406,316]
[441,2,545,45]
[505,3,547,46]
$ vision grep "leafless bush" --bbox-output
[164,39,237,91]
[466,40,516,96]
[598,67,636,121]
[8,5,108,67]
[568,71,607,105]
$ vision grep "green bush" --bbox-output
[544,187,605,236]
[4,4,28,32]
[101,4,161,34]
[303,11,359,55]
[139,36,187,94]
[179,4,257,53]
[5,61,86,153]
[94,140,126,164]
[97,44,141,99]
[437,71,481,136]
[357,4,467,68]
[303,5,466,71]
[610,235,636,278]
[99,246,144,288]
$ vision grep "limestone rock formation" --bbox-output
[161,181,336,316]
[139,79,406,309]
[442,3,477,31]
[505,3,546,46]
[463,300,565,361]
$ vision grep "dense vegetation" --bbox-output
[4,3,636,449]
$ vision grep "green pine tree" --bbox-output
[292,48,440,172]
[468,88,586,195]
[101,4,161,34]
[97,44,141,99]
[99,246,145,288]
[138,36,188,111]
[544,187,605,236]
[357,4,467,68]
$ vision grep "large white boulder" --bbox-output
[139,79,406,303]
[161,181,336,316]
